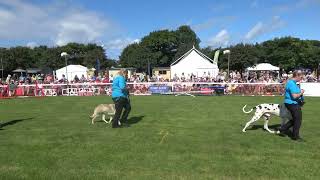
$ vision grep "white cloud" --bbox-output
[245,22,264,40]
[245,16,285,40]
[26,42,38,49]
[273,0,320,13]
[55,12,109,46]
[207,29,230,48]
[0,0,117,46]
[192,16,237,32]
[105,38,140,50]
[103,38,140,59]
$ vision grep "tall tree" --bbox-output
[174,25,201,60]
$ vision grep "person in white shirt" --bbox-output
[6,74,11,84]
[157,74,162,82]
[181,73,186,81]
[109,74,114,82]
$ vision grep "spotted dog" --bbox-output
[242,103,292,133]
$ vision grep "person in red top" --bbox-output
[102,76,109,83]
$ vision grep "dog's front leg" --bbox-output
[243,112,262,132]
[91,115,97,124]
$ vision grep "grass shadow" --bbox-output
[0,118,33,129]
[127,116,144,125]
[249,124,281,131]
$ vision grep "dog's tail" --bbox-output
[242,104,255,114]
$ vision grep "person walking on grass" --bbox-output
[111,69,131,128]
[279,70,305,142]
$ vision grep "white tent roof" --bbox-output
[55,65,88,80]
[247,63,280,71]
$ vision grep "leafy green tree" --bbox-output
[174,25,201,60]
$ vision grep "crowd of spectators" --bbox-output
[1,69,319,87]
[0,69,319,97]
[137,70,319,83]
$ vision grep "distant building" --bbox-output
[153,67,171,80]
[108,67,136,78]
[170,46,219,78]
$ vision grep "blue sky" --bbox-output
[0,0,319,59]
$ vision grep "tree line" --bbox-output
[120,26,320,73]
[0,43,116,77]
[1,25,319,78]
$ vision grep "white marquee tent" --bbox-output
[55,65,88,81]
[246,63,280,79]
[246,63,280,71]
[170,46,219,78]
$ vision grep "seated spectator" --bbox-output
[59,74,67,83]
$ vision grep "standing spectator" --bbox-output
[80,74,86,82]
[6,74,11,84]
[19,74,24,82]
[109,74,114,83]
[157,73,162,82]
[9,80,16,96]
[172,74,178,82]
[31,75,36,82]
[59,74,67,83]
[74,75,80,83]
[181,73,186,82]
[102,72,109,83]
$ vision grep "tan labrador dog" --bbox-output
[90,104,120,125]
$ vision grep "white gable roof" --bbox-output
[170,46,219,78]
[171,46,217,66]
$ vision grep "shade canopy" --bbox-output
[55,65,88,81]
[12,69,26,73]
[247,63,280,71]
[26,68,41,74]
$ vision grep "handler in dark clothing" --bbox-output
[279,70,305,141]
[111,69,131,128]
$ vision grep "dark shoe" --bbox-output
[278,132,287,137]
[278,133,287,137]
[292,137,305,142]
[277,129,287,137]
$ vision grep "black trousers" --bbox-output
[112,97,131,127]
[280,103,302,139]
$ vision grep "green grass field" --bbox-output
[0,96,319,180]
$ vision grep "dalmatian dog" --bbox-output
[242,103,292,134]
